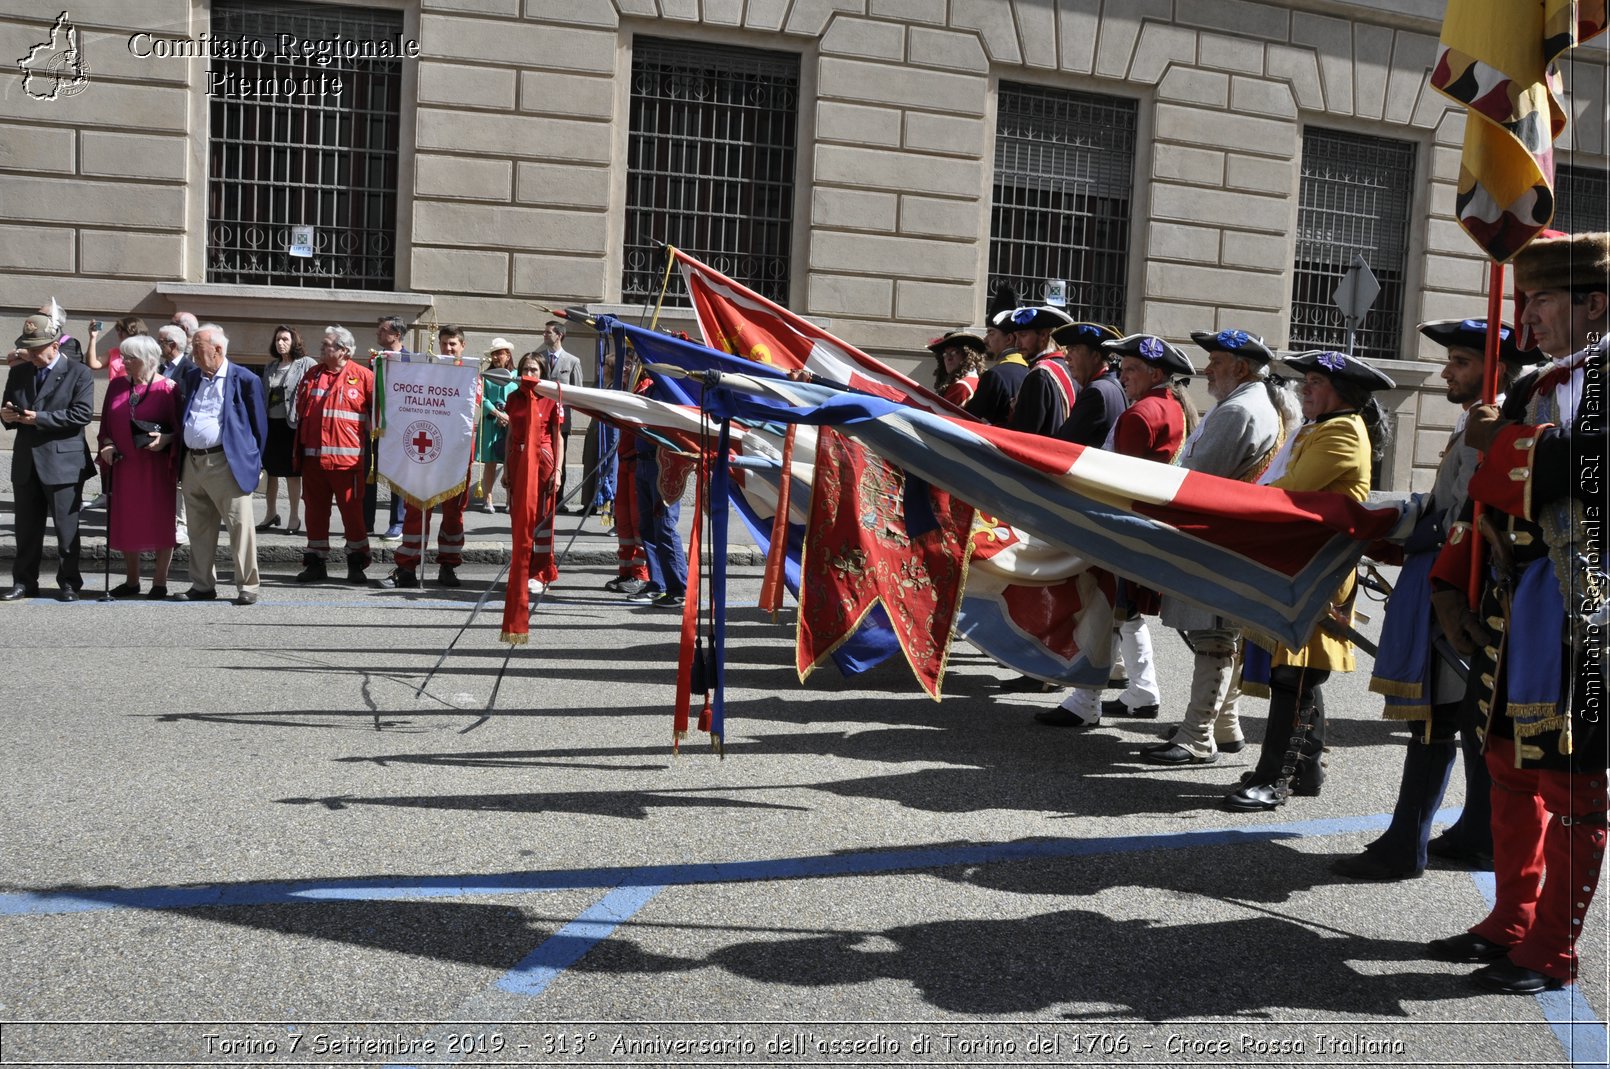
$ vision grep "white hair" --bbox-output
[172,311,199,338]
[194,323,229,357]
[325,325,356,352]
[118,334,161,368]
[156,324,186,349]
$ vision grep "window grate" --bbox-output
[207,0,402,289]
[1555,163,1609,236]
[622,37,799,306]
[1290,128,1417,362]
[988,83,1137,327]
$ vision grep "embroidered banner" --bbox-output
[376,357,480,510]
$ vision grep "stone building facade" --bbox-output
[1,0,1605,490]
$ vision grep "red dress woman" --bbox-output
[500,355,565,642]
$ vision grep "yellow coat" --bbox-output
[1267,412,1371,672]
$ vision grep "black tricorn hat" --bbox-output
[1189,328,1276,366]
[927,329,988,355]
[1417,318,1538,365]
[1052,321,1122,349]
[1283,350,1396,391]
[1102,333,1194,377]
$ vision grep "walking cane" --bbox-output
[97,463,115,602]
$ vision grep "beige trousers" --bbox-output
[183,451,259,596]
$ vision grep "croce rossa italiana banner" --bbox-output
[375,356,481,510]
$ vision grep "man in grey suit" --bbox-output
[1145,329,1300,765]
[1,316,95,601]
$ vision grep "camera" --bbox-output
[89,319,103,333]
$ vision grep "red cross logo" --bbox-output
[412,429,434,456]
[402,420,443,464]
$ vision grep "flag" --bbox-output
[375,356,480,510]
[673,248,968,418]
[1431,0,1607,261]
[706,376,1408,652]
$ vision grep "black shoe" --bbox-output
[615,578,649,596]
[652,593,685,608]
[604,576,628,592]
[0,584,38,601]
[1218,738,1246,754]
[181,588,217,601]
[626,586,662,604]
[1101,698,1159,719]
[109,581,141,598]
[1223,780,1285,811]
[380,568,419,589]
[56,587,79,603]
[1237,767,1322,797]
[1142,743,1216,766]
[254,514,281,532]
[436,566,460,588]
[293,561,328,584]
[1331,853,1422,881]
[1429,834,1495,870]
[998,674,1054,693]
[1033,708,1099,728]
[1472,960,1564,994]
[233,592,259,606]
[1427,931,1513,963]
[146,585,167,599]
[346,561,368,586]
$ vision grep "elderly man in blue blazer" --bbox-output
[179,324,267,605]
[1,315,95,601]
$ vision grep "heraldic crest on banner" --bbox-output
[375,357,482,511]
[798,427,975,699]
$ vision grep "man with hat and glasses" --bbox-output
[1425,232,1609,995]
[1,315,95,601]
[1146,329,1299,766]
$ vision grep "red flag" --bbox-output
[499,378,561,645]
[798,427,974,699]
[674,248,968,418]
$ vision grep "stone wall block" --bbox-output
[809,231,975,281]
[817,57,986,115]
[1174,0,1289,41]
[1132,23,1200,87]
[1566,69,1607,155]
[1157,66,1228,106]
[0,176,183,228]
[900,195,981,240]
[1016,0,1059,70]
[416,110,612,163]
[1147,260,1285,310]
[1151,184,1292,234]
[1151,145,1225,186]
[1291,11,1353,115]
[702,0,745,26]
[1265,44,1324,111]
[79,229,184,278]
[808,272,894,318]
[1147,221,1220,262]
[519,71,616,118]
[907,26,988,72]
[903,111,986,157]
[821,16,905,61]
[516,161,611,208]
[0,123,74,174]
[785,0,867,38]
[0,81,186,131]
[658,0,699,20]
[415,154,513,201]
[513,252,606,298]
[813,187,899,231]
[1225,153,1294,195]
[815,143,984,198]
[1154,103,1298,159]
[0,224,74,272]
[418,61,519,110]
[895,278,975,322]
[412,248,510,294]
[413,202,607,253]
[1220,229,1290,271]
[1198,31,1262,73]
[869,0,947,23]
[950,0,1022,64]
[742,0,791,31]
[522,0,618,25]
[1094,0,1172,79]
[1230,75,1296,118]
[419,15,614,72]
[816,101,903,147]
[1385,30,1437,126]
[1056,0,1101,75]
[1351,22,1394,121]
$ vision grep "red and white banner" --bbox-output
[376,357,481,510]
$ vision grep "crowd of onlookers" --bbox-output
[2,304,689,609]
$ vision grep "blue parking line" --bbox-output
[0,810,1398,918]
[493,883,666,996]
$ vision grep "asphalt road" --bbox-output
[1,528,1606,1068]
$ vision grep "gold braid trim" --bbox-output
[1381,704,1432,725]
[499,630,529,646]
[1369,677,1423,700]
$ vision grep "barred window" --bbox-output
[1290,128,1417,363]
[207,0,403,289]
[622,37,799,306]
[1555,163,1609,235]
[989,83,1137,327]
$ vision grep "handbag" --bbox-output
[128,383,171,450]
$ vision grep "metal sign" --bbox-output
[289,225,315,259]
[1042,279,1068,307]
[1332,254,1380,356]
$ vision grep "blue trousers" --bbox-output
[635,450,687,597]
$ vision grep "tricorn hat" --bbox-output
[14,316,60,350]
[1190,328,1276,367]
[926,329,988,355]
[1417,318,1538,365]
[1102,333,1194,377]
[1051,321,1122,349]
[1512,231,1610,293]
[1002,306,1075,333]
[1283,350,1396,391]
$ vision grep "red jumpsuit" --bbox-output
[295,360,374,564]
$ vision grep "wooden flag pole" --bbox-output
[1468,260,1506,605]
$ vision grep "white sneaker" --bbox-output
[527,579,546,595]
[87,493,108,509]
[174,524,189,546]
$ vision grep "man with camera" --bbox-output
[1,315,95,601]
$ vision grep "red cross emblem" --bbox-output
[402,420,443,464]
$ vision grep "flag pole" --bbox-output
[1467,260,1505,605]
[649,244,678,332]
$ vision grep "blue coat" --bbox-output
[180,360,268,494]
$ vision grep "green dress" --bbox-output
[477,376,517,463]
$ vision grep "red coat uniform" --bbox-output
[294,360,374,563]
